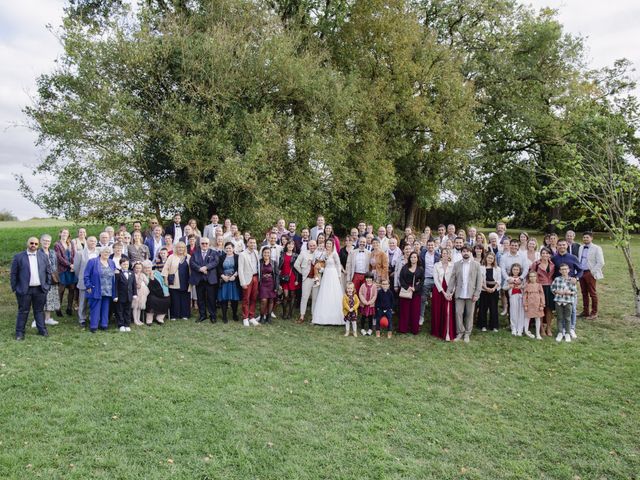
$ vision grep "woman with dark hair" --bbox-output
[258,246,280,324]
[312,238,344,325]
[431,248,455,341]
[398,251,424,335]
[55,228,77,316]
[324,224,340,252]
[217,242,241,323]
[278,240,299,319]
[530,247,556,336]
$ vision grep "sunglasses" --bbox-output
[29,242,39,245]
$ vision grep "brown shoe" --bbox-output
[587,314,598,320]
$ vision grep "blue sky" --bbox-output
[1,0,639,219]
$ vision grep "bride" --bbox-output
[312,238,345,325]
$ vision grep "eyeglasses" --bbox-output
[29,242,39,245]
[200,243,209,246]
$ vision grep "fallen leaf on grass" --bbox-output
[267,442,274,448]
[167,459,174,464]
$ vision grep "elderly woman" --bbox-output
[55,228,77,316]
[162,241,191,320]
[146,259,171,325]
[38,234,60,327]
[83,246,116,332]
[109,242,128,269]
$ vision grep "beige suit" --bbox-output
[294,250,318,317]
[447,259,483,338]
[345,248,371,281]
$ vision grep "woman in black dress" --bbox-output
[145,260,170,325]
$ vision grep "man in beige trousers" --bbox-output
[445,245,483,343]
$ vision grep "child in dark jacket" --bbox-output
[114,258,137,332]
[375,278,394,338]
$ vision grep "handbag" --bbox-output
[280,274,290,284]
[51,270,60,284]
[167,273,176,285]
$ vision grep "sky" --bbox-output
[0,0,639,220]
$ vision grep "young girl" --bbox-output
[359,273,378,336]
[131,261,149,326]
[523,271,545,339]
[342,282,360,337]
[505,263,525,336]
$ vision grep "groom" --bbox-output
[294,239,318,324]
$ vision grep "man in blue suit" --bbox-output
[189,237,220,323]
[10,237,52,340]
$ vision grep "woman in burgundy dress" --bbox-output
[397,252,424,335]
[431,248,455,341]
[258,247,280,324]
[278,240,300,319]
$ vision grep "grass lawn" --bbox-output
[1,224,639,479]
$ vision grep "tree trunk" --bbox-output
[620,245,640,317]
[404,196,417,229]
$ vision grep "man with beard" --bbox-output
[445,245,483,343]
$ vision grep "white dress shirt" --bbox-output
[354,250,368,274]
[28,252,41,286]
[460,259,471,298]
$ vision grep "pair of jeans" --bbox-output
[556,302,573,334]
[420,276,435,318]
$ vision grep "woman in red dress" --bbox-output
[431,247,456,341]
[278,240,300,319]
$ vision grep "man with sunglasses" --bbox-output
[10,237,52,340]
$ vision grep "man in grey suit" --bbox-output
[445,245,483,343]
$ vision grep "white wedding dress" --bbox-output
[312,252,345,325]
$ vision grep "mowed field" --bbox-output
[1,220,639,479]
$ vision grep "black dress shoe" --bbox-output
[56,310,63,317]
[15,334,25,341]
[39,331,49,337]
[196,317,206,323]
[65,308,73,316]
[89,328,97,333]
[210,317,217,324]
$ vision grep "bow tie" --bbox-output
[28,253,36,256]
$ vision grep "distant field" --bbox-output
[1,222,639,479]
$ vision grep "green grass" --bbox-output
[1,224,639,479]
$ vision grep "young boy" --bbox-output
[550,263,577,343]
[114,258,137,332]
[375,278,395,338]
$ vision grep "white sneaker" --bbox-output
[525,331,535,339]
[31,320,36,328]
[125,327,131,332]
[243,319,250,327]
[367,329,372,336]
[481,327,487,332]
[249,318,260,326]
[361,329,366,336]
[536,334,542,340]
[463,335,470,343]
[565,333,572,343]
[419,316,424,326]
[492,329,499,333]
[500,309,508,316]
[45,318,59,326]
[119,326,126,332]
[271,312,276,318]
[516,332,522,337]
[569,330,577,339]
[556,333,564,342]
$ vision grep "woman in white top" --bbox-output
[431,248,455,341]
[312,238,344,325]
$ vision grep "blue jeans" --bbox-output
[571,295,577,331]
[420,277,435,318]
[556,302,573,334]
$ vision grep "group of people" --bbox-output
[10,215,605,344]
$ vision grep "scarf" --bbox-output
[153,270,169,296]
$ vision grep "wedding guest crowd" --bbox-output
[10,214,605,344]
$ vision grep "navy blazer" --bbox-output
[164,223,185,241]
[189,248,219,285]
[144,236,166,260]
[419,248,441,271]
[83,257,117,299]
[114,270,137,303]
[10,250,52,295]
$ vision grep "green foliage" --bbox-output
[0,210,18,222]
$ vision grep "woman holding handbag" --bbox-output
[398,252,424,335]
[278,240,299,319]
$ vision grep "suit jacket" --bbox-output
[164,223,185,242]
[293,250,315,279]
[83,257,116,299]
[144,236,166,260]
[238,249,261,287]
[188,248,219,285]
[577,243,605,280]
[10,250,52,295]
[74,248,99,290]
[310,225,324,241]
[203,223,221,243]
[346,249,372,281]
[114,270,137,303]
[447,260,483,300]
[568,242,580,257]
